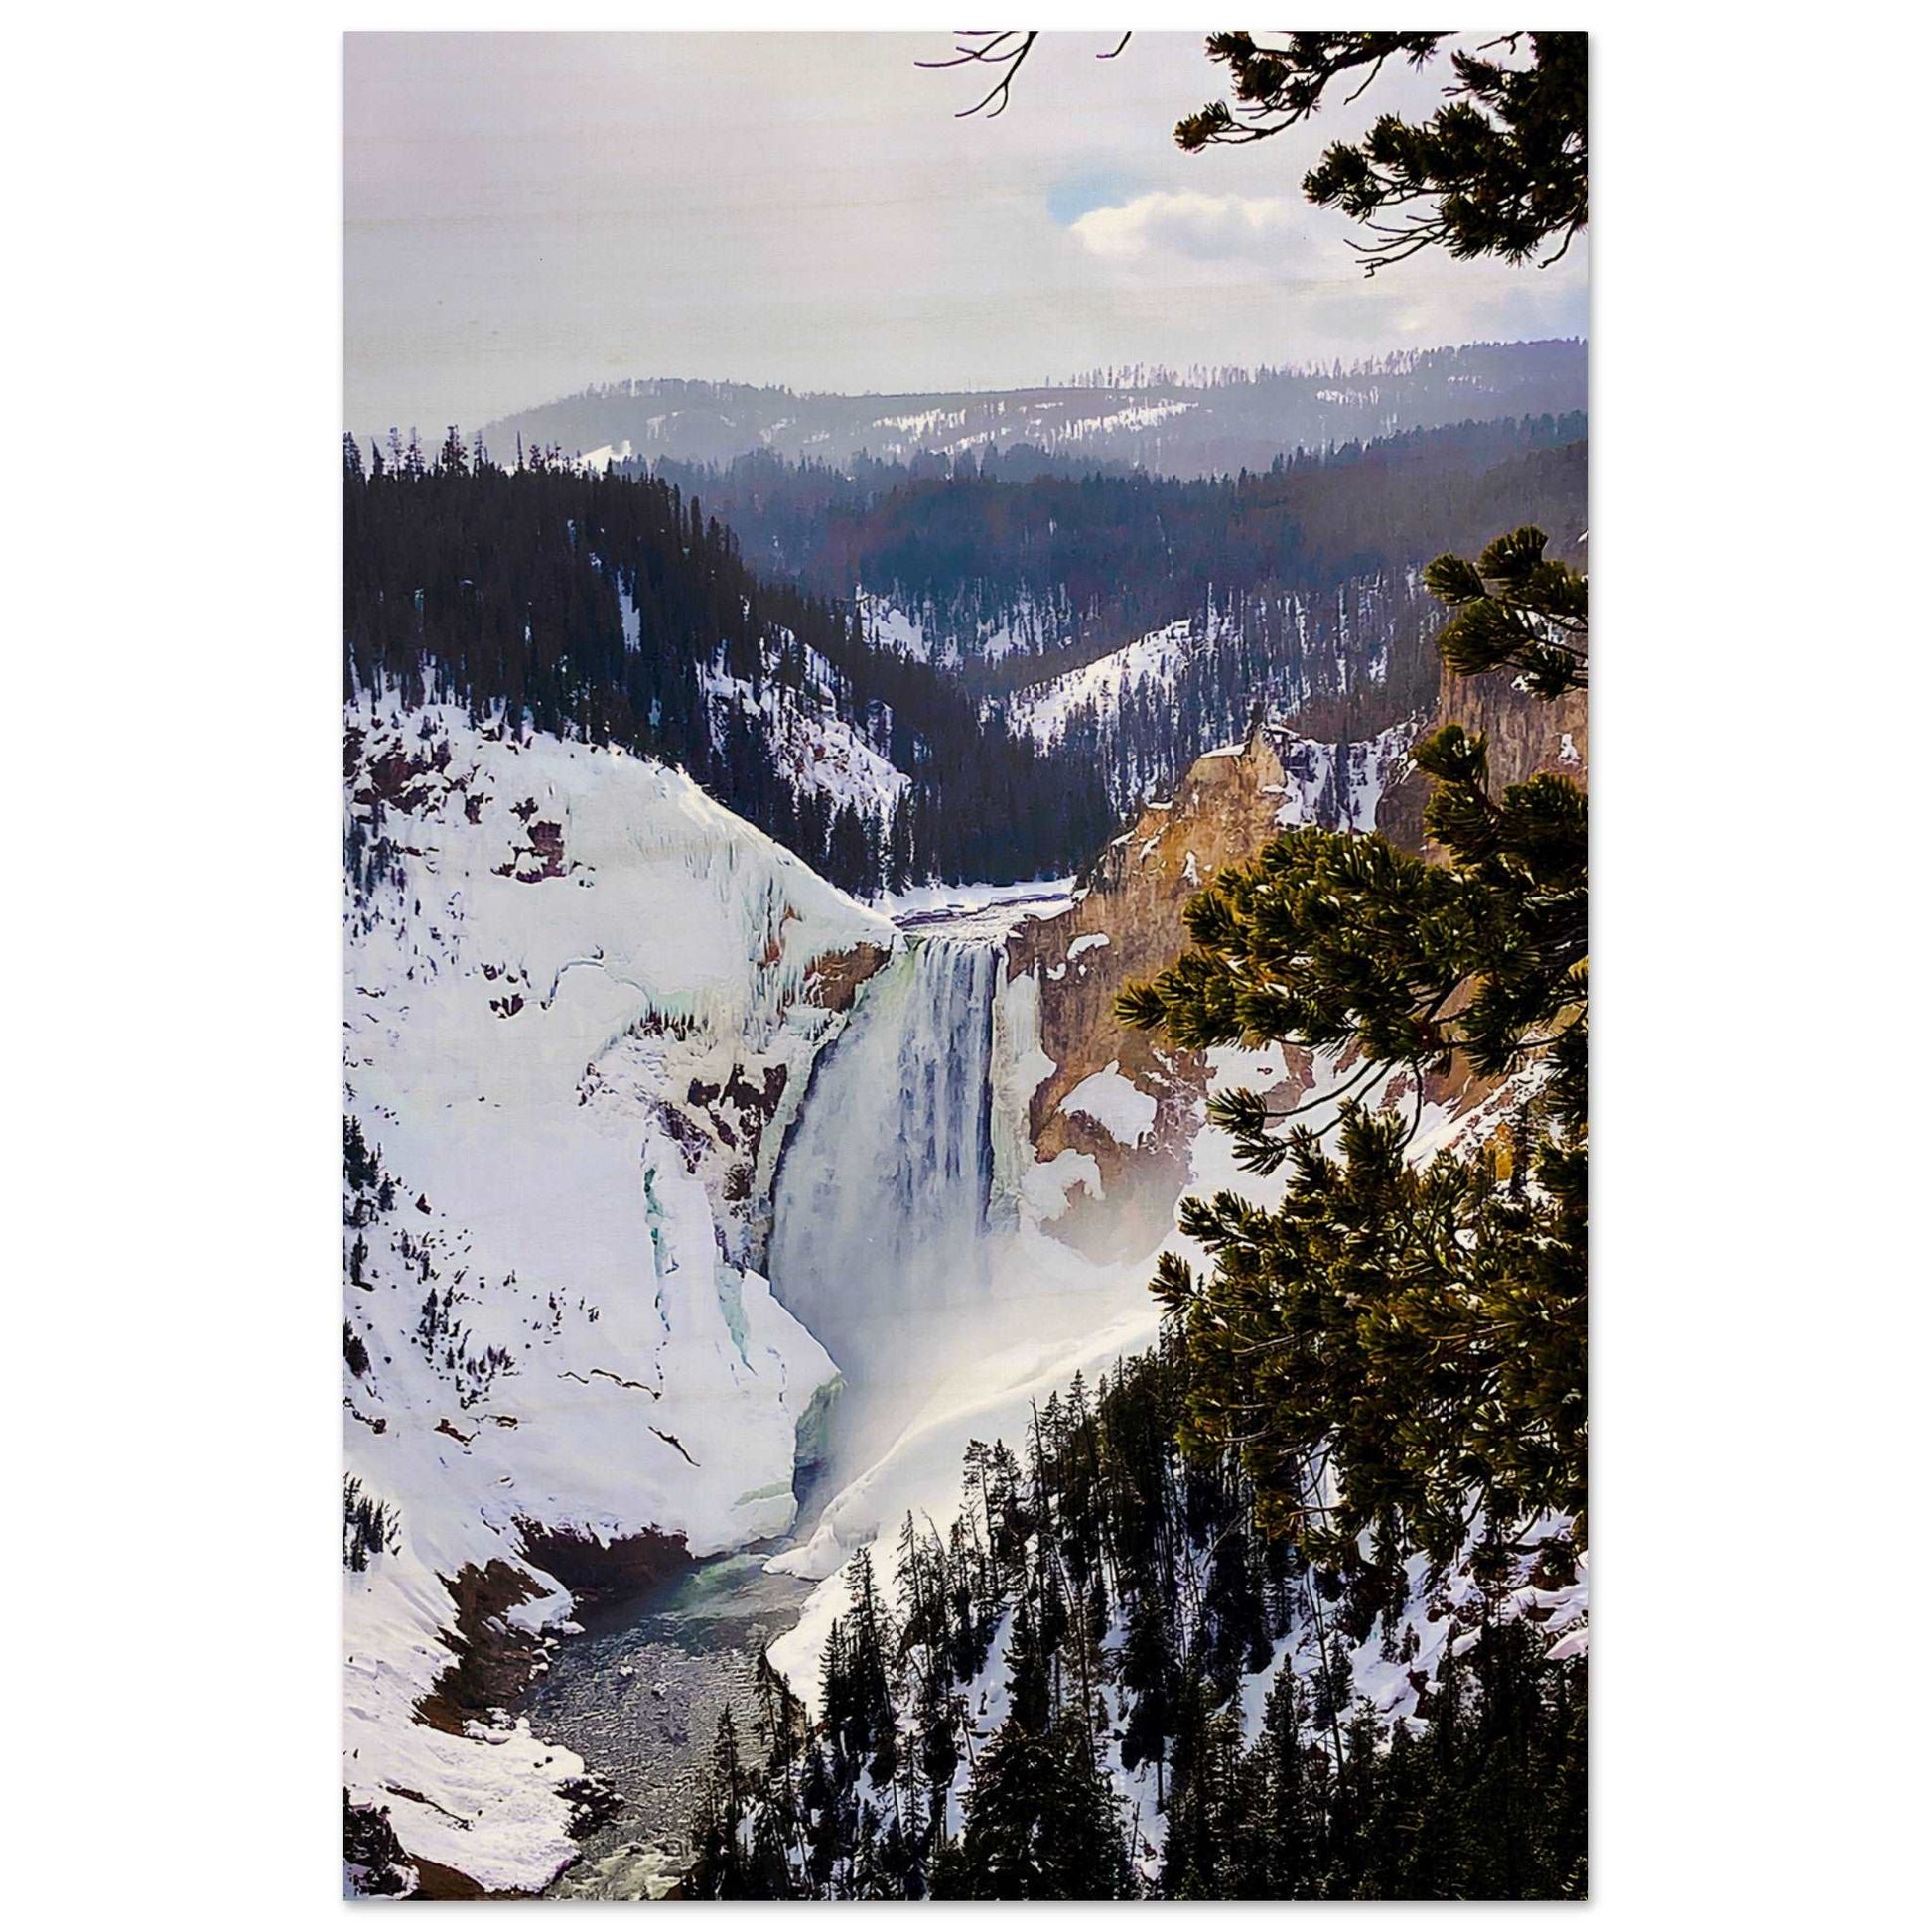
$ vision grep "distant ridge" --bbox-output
[478,339,1587,482]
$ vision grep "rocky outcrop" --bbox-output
[1378,662,1588,852]
[1001,672,1577,1257]
[1369,655,1589,1118]
[1445,669,1589,793]
[1005,733,1308,1258]
[804,940,893,1015]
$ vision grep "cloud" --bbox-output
[1069,190,1306,264]
[345,32,1587,427]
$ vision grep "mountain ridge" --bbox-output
[476,340,1587,482]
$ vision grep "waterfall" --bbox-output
[768,936,1001,1400]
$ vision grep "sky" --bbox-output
[344,31,1588,436]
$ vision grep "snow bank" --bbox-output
[1059,1060,1158,1146]
[344,686,893,1890]
[876,875,1077,928]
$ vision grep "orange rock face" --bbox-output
[1005,732,1312,1257]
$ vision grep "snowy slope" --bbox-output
[343,686,894,1890]
[703,638,906,821]
[1005,613,1212,748]
[1002,578,1422,820]
[1264,717,1422,833]
[857,586,1077,669]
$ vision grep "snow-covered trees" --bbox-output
[344,455,1113,893]
[680,1343,1585,1900]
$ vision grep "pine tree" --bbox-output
[939,1716,1135,1900]
[1175,34,1587,273]
[689,1709,759,1898]
[1117,544,1588,1569]
[1119,1586,1175,1799]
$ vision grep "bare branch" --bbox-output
[916,29,1040,120]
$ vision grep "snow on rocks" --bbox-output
[702,638,907,821]
[1021,1148,1105,1222]
[343,684,893,1891]
[1270,717,1421,834]
[1059,1060,1158,1146]
[990,963,1056,1222]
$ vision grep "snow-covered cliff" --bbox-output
[342,687,893,1892]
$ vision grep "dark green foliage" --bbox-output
[1177,34,1587,274]
[1117,533,1588,1567]
[691,1340,1583,1898]
[938,1718,1136,1900]
[1121,730,1587,1102]
[1424,525,1588,696]
[343,1114,380,1195]
[688,1710,761,1898]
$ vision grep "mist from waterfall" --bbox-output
[768,938,1002,1442]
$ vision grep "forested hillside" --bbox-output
[642,415,1586,691]
[342,438,1114,893]
[636,418,1584,814]
[687,1343,1586,1901]
[479,339,1586,480]
[342,409,1585,893]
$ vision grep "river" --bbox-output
[529,887,1071,1897]
[527,1551,810,1898]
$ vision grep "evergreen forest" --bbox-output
[343,435,1115,893]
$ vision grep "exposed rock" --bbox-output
[1378,659,1588,853]
[1006,732,1307,1258]
[343,1790,415,1897]
[1002,674,1574,1258]
[413,1558,547,1738]
[514,1523,692,1603]
[805,939,892,1014]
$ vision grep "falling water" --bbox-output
[534,908,1116,1896]
[767,935,1002,1441]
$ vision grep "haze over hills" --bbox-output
[477,338,1587,481]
